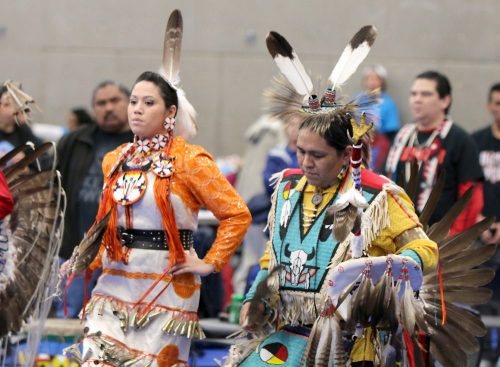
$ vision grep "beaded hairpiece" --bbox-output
[264,26,378,139]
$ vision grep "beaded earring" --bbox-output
[337,164,348,180]
[163,117,175,131]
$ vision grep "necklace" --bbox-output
[311,189,324,206]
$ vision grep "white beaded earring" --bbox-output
[163,117,175,130]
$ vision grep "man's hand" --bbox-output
[481,222,500,245]
[240,301,266,332]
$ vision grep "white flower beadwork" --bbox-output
[136,138,151,154]
[164,117,175,131]
[152,134,168,150]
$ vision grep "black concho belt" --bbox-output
[118,228,194,250]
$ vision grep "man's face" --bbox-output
[296,128,350,188]
[93,84,129,133]
[0,94,17,132]
[409,78,450,127]
[488,91,500,126]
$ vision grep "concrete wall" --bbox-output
[0,0,499,155]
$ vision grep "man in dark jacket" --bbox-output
[55,80,133,317]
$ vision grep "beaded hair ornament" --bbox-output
[264,26,378,145]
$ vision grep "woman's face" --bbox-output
[296,128,351,188]
[128,81,176,139]
[0,94,17,132]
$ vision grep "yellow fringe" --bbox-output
[361,185,393,250]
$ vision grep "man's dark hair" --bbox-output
[416,70,452,114]
[71,107,93,126]
[488,83,500,102]
[91,80,130,105]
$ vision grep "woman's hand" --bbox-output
[169,248,215,276]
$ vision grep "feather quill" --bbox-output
[160,9,183,86]
[329,26,377,90]
[266,31,313,97]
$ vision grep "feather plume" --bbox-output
[266,31,313,97]
[160,9,183,86]
[418,167,445,228]
[370,270,391,328]
[174,88,198,139]
[328,26,377,90]
[263,75,307,122]
[0,143,34,169]
[157,10,198,139]
[348,271,374,328]
[438,217,494,258]
[442,244,496,274]
[442,286,492,305]
[425,268,495,290]
[429,335,468,367]
[424,313,480,354]
[329,204,358,243]
[3,142,53,182]
[426,186,474,242]
[400,278,416,336]
[424,302,486,337]
[326,189,368,242]
[404,158,419,203]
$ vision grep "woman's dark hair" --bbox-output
[299,110,353,153]
[133,71,178,110]
[71,108,93,126]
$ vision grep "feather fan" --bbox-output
[0,143,65,367]
[71,210,112,273]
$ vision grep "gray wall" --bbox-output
[1,0,499,155]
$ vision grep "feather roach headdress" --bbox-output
[158,9,198,139]
[266,26,378,248]
[2,81,39,124]
[265,26,378,138]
